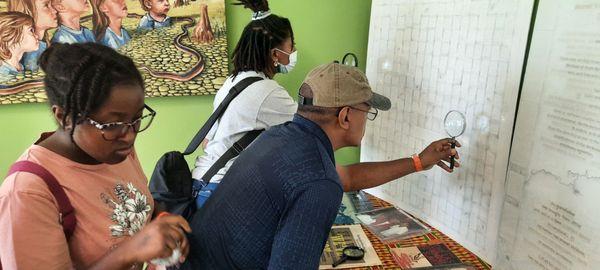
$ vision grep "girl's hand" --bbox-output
[122,215,192,264]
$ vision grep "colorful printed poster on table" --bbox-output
[390,243,475,269]
[319,225,382,269]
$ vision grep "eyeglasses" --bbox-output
[86,104,156,141]
[274,47,296,56]
[349,106,378,121]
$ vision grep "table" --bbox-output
[352,193,492,270]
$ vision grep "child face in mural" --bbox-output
[145,0,170,19]
[58,0,90,16]
[0,12,38,73]
[100,0,128,20]
[19,25,40,53]
[34,0,59,31]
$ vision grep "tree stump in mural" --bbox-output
[193,4,214,44]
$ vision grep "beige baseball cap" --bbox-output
[299,62,391,111]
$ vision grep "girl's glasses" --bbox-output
[86,104,156,141]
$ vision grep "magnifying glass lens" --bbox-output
[344,247,364,258]
[444,111,466,137]
[443,111,466,170]
[332,246,365,267]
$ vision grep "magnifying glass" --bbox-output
[332,245,365,267]
[444,110,466,170]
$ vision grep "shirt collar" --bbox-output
[106,27,124,39]
[1,61,21,73]
[147,13,170,23]
[59,25,83,34]
[292,114,335,163]
[232,70,267,80]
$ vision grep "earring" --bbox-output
[274,60,278,67]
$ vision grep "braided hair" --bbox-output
[231,0,294,78]
[39,43,144,139]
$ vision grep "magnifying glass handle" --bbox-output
[332,255,348,267]
[450,137,456,170]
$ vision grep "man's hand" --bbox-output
[419,138,461,172]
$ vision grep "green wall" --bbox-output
[0,0,372,179]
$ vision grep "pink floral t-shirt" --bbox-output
[0,135,153,269]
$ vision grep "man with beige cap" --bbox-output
[183,63,461,270]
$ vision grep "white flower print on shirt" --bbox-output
[102,182,151,238]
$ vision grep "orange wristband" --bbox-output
[412,154,423,172]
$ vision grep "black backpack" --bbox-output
[149,77,264,219]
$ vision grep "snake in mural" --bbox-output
[0,14,205,96]
[0,80,44,96]
[136,15,206,82]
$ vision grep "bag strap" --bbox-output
[200,129,264,184]
[182,77,264,155]
[7,161,76,240]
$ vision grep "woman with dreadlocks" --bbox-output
[191,0,298,206]
[0,43,191,269]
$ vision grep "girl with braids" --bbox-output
[91,0,131,49]
[0,43,191,269]
[8,0,58,71]
[191,0,298,206]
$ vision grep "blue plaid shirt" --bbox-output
[100,27,131,49]
[51,25,96,44]
[21,41,47,71]
[184,114,343,270]
[137,13,172,30]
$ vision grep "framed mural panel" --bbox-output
[0,0,228,105]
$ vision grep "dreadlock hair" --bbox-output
[297,83,341,125]
[39,43,144,140]
[231,0,294,78]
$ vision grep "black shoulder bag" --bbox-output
[149,77,264,219]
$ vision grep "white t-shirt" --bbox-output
[192,71,297,182]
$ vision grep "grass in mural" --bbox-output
[0,0,228,105]
[123,19,228,98]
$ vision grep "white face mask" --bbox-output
[275,48,297,74]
